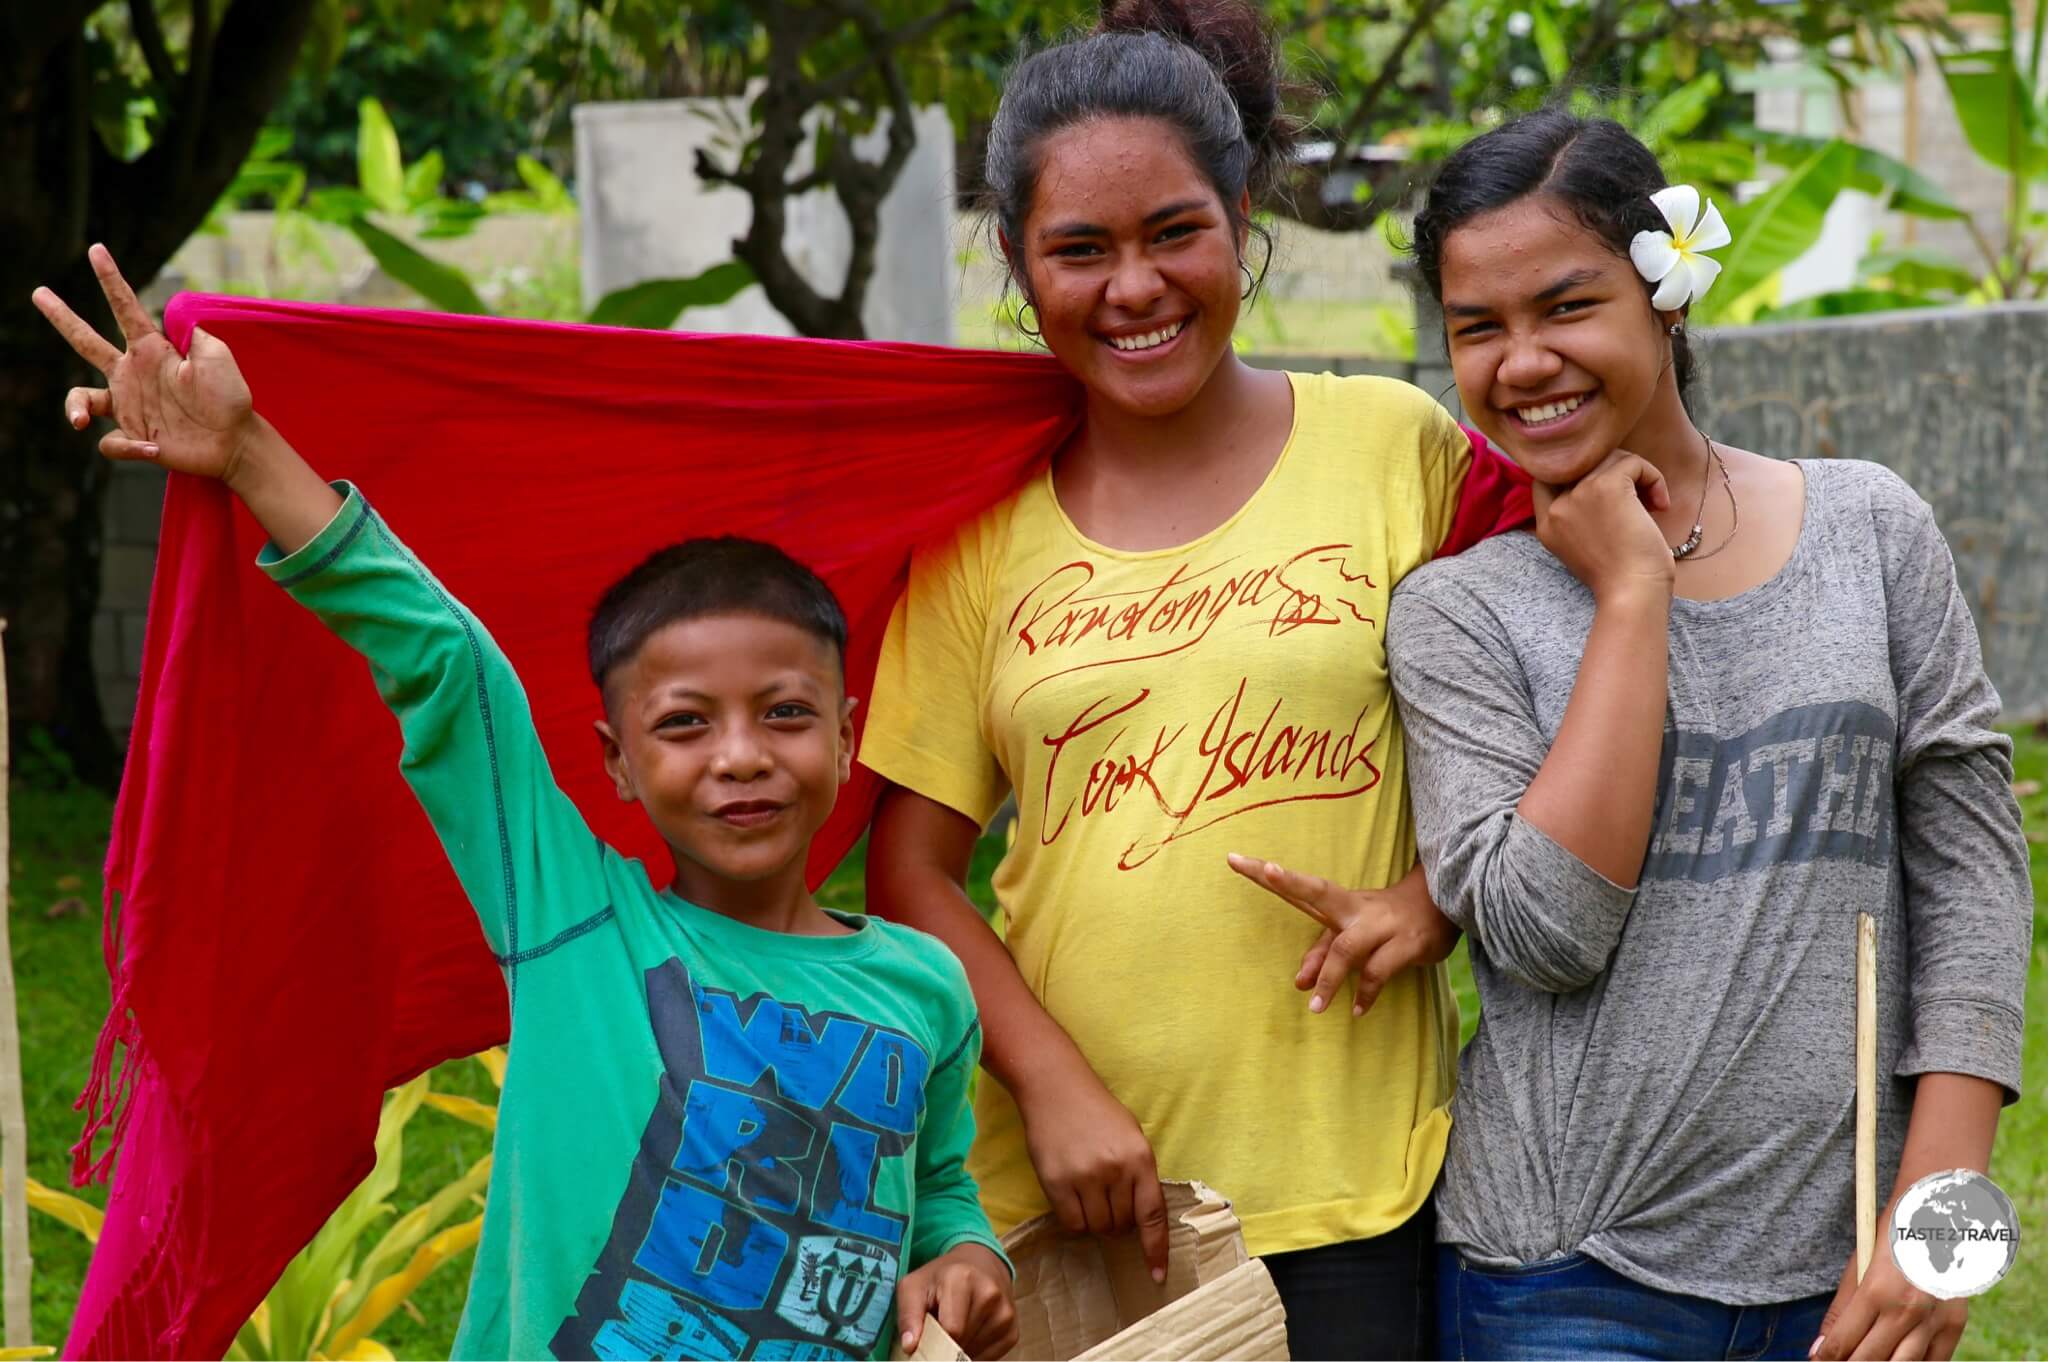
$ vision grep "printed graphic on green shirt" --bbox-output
[550,956,932,1360]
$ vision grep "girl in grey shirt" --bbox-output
[1380,110,2027,1360]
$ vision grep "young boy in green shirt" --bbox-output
[36,248,1017,1361]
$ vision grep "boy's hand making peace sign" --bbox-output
[34,244,256,481]
[33,244,340,553]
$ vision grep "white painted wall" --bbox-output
[575,97,957,343]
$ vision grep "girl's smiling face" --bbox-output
[1439,194,1678,486]
[1010,116,1249,418]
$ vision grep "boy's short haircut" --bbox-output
[587,537,848,699]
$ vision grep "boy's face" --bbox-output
[596,612,854,905]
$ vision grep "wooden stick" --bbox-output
[0,621,30,1347]
[1855,910,1878,1283]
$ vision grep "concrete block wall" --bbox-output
[96,460,168,739]
[1697,303,2048,720]
[161,211,577,313]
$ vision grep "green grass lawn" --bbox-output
[11,780,113,1352]
[10,731,2047,1356]
[1968,728,2048,1361]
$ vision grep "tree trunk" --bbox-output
[0,305,116,787]
[0,1,318,784]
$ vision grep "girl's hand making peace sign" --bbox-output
[1227,854,1459,1017]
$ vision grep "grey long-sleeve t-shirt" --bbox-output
[1386,457,2031,1304]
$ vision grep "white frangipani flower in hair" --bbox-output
[1627,184,1731,310]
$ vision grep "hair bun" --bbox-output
[1097,0,1296,193]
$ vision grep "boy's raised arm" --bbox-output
[35,246,606,967]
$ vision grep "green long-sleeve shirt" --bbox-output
[262,485,1003,1360]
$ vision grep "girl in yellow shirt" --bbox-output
[861,2,1518,1355]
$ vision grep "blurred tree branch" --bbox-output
[686,0,974,338]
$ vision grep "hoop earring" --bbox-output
[1017,302,1041,339]
[1240,262,1256,299]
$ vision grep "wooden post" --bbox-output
[1855,911,1878,1282]
[0,620,31,1347]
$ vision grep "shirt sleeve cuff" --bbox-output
[1896,997,2025,1105]
[256,480,369,588]
[1505,813,1637,914]
[1456,815,1640,992]
[922,1230,1015,1281]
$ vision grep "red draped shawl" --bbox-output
[66,295,1529,1358]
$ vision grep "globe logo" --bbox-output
[1889,1170,2021,1299]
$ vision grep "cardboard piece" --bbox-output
[897,1321,970,1361]
[895,1182,1288,1361]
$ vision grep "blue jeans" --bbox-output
[1437,1247,1832,1361]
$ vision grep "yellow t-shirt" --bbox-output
[861,373,1472,1255]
